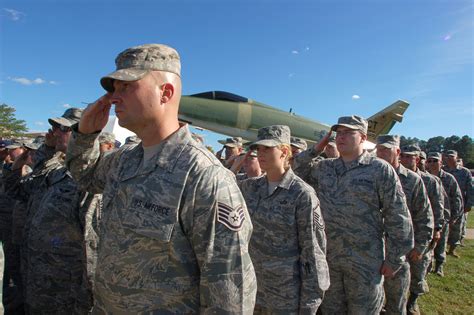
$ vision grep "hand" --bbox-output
[433,230,441,243]
[380,262,397,278]
[314,130,333,152]
[78,94,113,134]
[44,129,56,147]
[408,249,423,262]
[215,147,224,160]
[230,152,250,174]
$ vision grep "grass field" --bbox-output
[418,239,474,314]
[466,212,473,229]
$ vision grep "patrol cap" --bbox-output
[445,150,457,157]
[24,136,45,150]
[427,152,442,161]
[101,44,181,92]
[250,125,291,148]
[401,144,421,156]
[48,108,83,127]
[290,136,308,151]
[419,151,427,160]
[376,135,400,149]
[331,115,368,134]
[6,140,23,149]
[218,137,243,148]
[98,132,116,144]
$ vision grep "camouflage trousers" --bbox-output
[448,215,464,246]
[320,262,384,314]
[383,261,410,315]
[433,224,449,263]
[409,252,430,295]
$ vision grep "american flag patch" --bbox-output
[217,202,245,231]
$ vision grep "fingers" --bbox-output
[79,94,112,134]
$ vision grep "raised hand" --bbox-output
[79,93,113,134]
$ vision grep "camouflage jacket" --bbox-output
[416,170,445,230]
[238,168,329,313]
[66,125,257,314]
[26,159,93,313]
[295,150,414,271]
[444,165,473,210]
[435,169,463,222]
[396,165,433,254]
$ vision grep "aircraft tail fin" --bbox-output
[366,100,409,141]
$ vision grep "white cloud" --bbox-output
[9,76,56,86]
[3,8,25,21]
[305,46,310,51]
[291,50,299,54]
[352,95,360,100]
[63,104,71,108]
[34,121,45,126]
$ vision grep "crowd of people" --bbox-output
[0,43,472,315]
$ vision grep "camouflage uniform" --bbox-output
[384,164,433,315]
[444,161,473,246]
[24,153,92,314]
[238,125,329,314]
[66,124,257,313]
[429,154,463,268]
[295,116,413,314]
[296,150,413,314]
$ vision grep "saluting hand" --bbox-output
[79,93,113,134]
[314,130,333,152]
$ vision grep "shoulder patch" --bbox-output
[217,202,245,231]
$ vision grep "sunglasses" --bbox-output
[52,123,72,133]
[426,159,439,163]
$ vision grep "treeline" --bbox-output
[400,135,474,168]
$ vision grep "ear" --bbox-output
[360,133,367,143]
[160,83,175,103]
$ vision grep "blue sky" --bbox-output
[1,0,472,149]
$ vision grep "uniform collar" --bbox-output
[120,124,193,181]
[397,164,409,177]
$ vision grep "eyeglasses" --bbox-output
[52,124,71,133]
[426,159,439,163]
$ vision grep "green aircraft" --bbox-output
[178,91,409,145]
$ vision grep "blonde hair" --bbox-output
[278,144,293,170]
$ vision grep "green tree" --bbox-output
[0,103,28,138]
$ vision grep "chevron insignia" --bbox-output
[217,202,245,231]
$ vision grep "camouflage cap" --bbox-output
[445,149,457,157]
[98,132,116,144]
[101,44,181,92]
[427,152,442,160]
[48,107,83,127]
[290,136,308,151]
[331,115,368,134]
[419,151,427,160]
[24,136,45,150]
[5,140,23,149]
[376,134,400,149]
[250,125,291,148]
[218,137,243,148]
[401,144,421,156]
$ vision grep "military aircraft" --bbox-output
[178,91,409,145]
